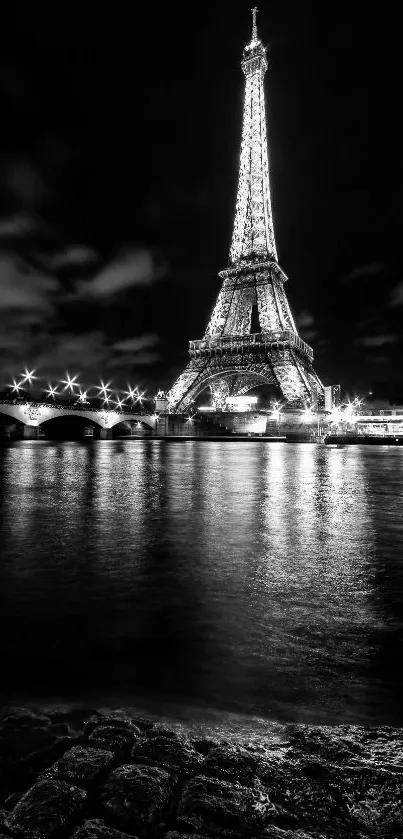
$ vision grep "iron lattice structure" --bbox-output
[168,9,324,412]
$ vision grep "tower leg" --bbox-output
[167,357,209,412]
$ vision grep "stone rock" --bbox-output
[202,744,263,786]
[163,833,210,839]
[101,763,177,834]
[192,738,222,757]
[0,710,78,805]
[177,774,266,837]
[0,810,10,832]
[274,760,353,836]
[341,765,403,837]
[41,746,115,789]
[260,828,327,839]
[5,779,87,839]
[130,731,203,777]
[71,818,138,839]
[148,725,178,738]
[88,727,139,757]
[84,715,141,737]
[3,796,20,812]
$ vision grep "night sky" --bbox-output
[1,1,402,399]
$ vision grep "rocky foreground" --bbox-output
[0,708,402,839]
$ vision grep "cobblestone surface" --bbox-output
[0,707,402,838]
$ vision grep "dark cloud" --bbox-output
[112,334,159,353]
[355,334,399,348]
[390,282,403,307]
[0,254,60,312]
[296,310,314,329]
[75,249,166,299]
[49,245,100,273]
[344,263,385,282]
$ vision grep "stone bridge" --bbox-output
[0,400,157,438]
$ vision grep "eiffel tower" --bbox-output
[168,8,324,413]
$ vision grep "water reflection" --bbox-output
[0,440,401,722]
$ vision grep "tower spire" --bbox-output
[251,6,259,44]
[229,9,277,265]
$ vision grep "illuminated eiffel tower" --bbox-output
[168,8,324,412]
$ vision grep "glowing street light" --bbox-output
[124,385,139,401]
[61,372,79,393]
[45,383,59,399]
[95,380,112,400]
[20,368,37,386]
[114,397,125,410]
[78,390,89,403]
[9,378,23,395]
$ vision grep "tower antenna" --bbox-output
[251,6,259,42]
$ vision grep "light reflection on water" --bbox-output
[0,439,402,724]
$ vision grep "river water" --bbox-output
[0,439,402,725]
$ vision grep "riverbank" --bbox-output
[0,706,401,838]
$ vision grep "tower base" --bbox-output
[168,346,323,412]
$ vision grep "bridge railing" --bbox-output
[189,330,313,360]
[0,399,147,415]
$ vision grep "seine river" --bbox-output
[0,439,402,725]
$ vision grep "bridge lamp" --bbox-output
[78,390,88,403]
[271,406,281,422]
[115,397,124,410]
[10,378,23,394]
[20,368,37,385]
[61,372,79,392]
[124,385,138,401]
[45,384,59,399]
[95,379,112,399]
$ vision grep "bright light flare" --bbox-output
[20,368,37,385]
[302,408,313,423]
[124,385,139,400]
[78,390,88,403]
[61,372,79,392]
[10,378,23,394]
[330,407,342,424]
[114,397,125,410]
[45,384,59,399]
[96,380,112,399]
[271,402,281,421]
[343,402,356,422]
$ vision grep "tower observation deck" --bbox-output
[168,8,324,412]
